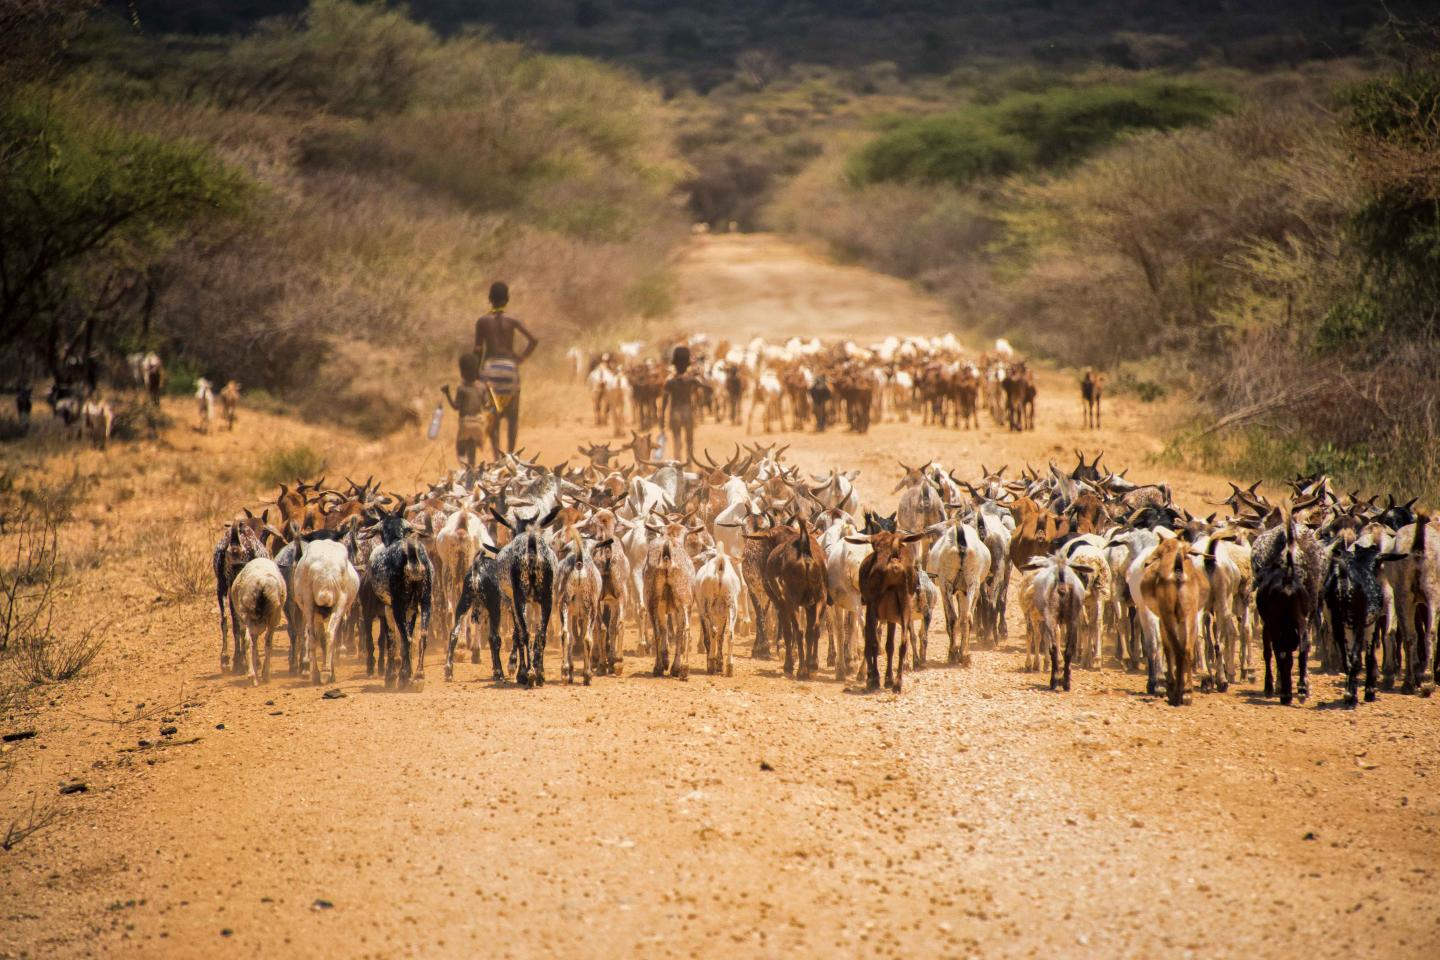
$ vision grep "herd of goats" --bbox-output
[574,334,1050,435]
[216,438,1438,709]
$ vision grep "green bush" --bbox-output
[255,444,327,487]
[848,80,1236,188]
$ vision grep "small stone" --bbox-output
[269,711,283,716]
[215,723,226,730]
[1303,831,1317,841]
[759,760,774,772]
[312,899,334,910]
[220,928,233,937]
[138,740,152,749]
[59,781,88,795]
[160,725,178,737]
[2,730,37,742]
[322,689,346,700]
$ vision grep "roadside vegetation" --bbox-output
[2,0,686,434]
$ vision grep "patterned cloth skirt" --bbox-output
[481,357,521,399]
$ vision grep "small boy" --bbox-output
[441,352,496,468]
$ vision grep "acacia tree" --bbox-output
[0,91,247,379]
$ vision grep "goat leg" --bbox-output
[862,607,881,692]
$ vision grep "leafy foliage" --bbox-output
[0,88,248,377]
[848,80,1236,188]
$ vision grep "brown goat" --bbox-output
[751,520,828,679]
[1141,538,1208,706]
[853,528,925,693]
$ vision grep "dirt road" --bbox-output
[2,235,1437,958]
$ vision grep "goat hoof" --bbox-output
[1364,689,1377,702]
[1422,684,1435,699]
[1345,695,1358,708]
[1279,694,1293,706]
[653,666,665,678]
[1263,682,1274,697]
[1216,680,1228,694]
[444,667,454,682]
[1063,677,1072,692]
[1200,677,1214,693]
[471,649,481,664]
[583,674,591,686]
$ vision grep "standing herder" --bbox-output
[441,352,497,468]
[659,344,704,464]
[473,281,538,455]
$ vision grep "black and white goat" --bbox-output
[1324,543,1404,707]
[493,504,561,688]
[1253,517,1325,705]
[366,507,434,689]
[213,514,277,674]
[445,547,504,681]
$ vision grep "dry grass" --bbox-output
[139,527,212,605]
[11,623,106,685]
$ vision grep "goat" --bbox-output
[1141,537,1209,706]
[1027,554,1092,691]
[213,519,273,674]
[1324,543,1405,706]
[1392,516,1440,696]
[645,520,697,678]
[195,378,214,434]
[694,541,743,676]
[445,547,504,681]
[228,558,287,685]
[852,527,926,693]
[928,521,991,666]
[366,507,435,689]
[592,536,629,676]
[494,504,560,687]
[1252,518,1325,705]
[758,518,828,680]
[80,397,113,449]
[219,380,241,430]
[556,529,603,685]
[294,538,360,685]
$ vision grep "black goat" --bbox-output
[1324,543,1404,707]
[493,504,561,688]
[213,514,276,674]
[445,547,504,681]
[366,507,434,689]
[1253,518,1325,705]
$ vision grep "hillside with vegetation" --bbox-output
[3,0,684,432]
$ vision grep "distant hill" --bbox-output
[118,0,1427,87]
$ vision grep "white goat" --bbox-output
[294,539,360,685]
[229,557,287,685]
[694,542,743,676]
[928,521,991,666]
[195,378,215,434]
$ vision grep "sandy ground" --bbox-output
[2,235,1438,959]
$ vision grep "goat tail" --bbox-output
[1173,551,1187,584]
[316,587,337,610]
[1415,514,1431,555]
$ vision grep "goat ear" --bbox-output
[1380,552,1408,563]
[901,532,927,544]
[489,507,514,531]
[844,536,871,545]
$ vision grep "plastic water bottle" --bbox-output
[426,404,443,440]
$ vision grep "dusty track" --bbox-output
[2,235,1437,958]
